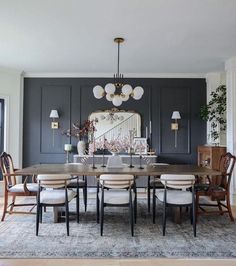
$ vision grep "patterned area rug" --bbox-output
[0,198,236,258]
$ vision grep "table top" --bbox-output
[16,164,222,176]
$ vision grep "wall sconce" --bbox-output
[49,109,59,146]
[171,111,181,148]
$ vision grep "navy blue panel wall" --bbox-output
[23,78,206,167]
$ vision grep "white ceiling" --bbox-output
[0,0,236,76]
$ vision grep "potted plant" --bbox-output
[200,85,226,145]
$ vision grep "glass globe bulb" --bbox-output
[93,85,104,95]
[105,83,116,94]
[94,91,104,99]
[112,95,122,107]
[121,93,129,102]
[122,84,133,95]
[106,93,113,101]
[133,86,144,96]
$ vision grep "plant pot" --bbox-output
[77,140,86,156]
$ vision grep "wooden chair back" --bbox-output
[100,174,134,189]
[218,152,236,191]
[160,174,195,190]
[37,174,72,189]
[0,152,16,187]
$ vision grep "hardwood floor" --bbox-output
[0,196,236,266]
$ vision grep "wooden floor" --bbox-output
[0,196,236,266]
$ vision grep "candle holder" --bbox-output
[92,152,97,169]
[128,151,134,168]
[139,155,144,169]
[64,144,72,164]
[101,148,106,168]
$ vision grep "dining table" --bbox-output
[15,163,222,223]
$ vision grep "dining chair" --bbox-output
[0,152,38,221]
[148,163,169,222]
[98,174,136,236]
[36,174,78,236]
[195,152,236,221]
[155,174,196,236]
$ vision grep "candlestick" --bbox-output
[139,155,144,169]
[92,152,97,169]
[128,150,134,168]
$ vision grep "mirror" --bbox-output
[89,108,141,142]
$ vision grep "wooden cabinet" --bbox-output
[197,145,226,170]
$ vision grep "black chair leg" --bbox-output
[96,181,100,224]
[129,197,134,237]
[76,186,80,223]
[192,203,196,237]
[100,193,104,236]
[83,187,87,212]
[152,186,156,224]
[65,200,69,236]
[36,203,40,236]
[147,176,150,213]
[39,206,43,223]
[163,203,166,236]
[190,206,193,224]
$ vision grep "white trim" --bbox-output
[0,94,10,153]
[23,72,206,79]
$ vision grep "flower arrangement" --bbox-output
[62,119,97,141]
[93,136,132,154]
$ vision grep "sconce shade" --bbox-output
[49,110,59,119]
[171,111,181,120]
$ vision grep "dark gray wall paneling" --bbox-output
[23,78,206,167]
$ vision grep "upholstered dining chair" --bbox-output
[148,163,169,222]
[0,152,38,221]
[98,174,136,236]
[155,174,196,237]
[36,174,78,236]
[195,152,236,221]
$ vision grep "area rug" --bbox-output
[0,198,236,258]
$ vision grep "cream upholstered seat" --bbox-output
[8,183,38,193]
[36,174,78,236]
[155,174,196,237]
[99,190,135,205]
[98,174,136,236]
[156,190,193,205]
[40,189,76,205]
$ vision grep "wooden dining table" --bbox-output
[16,163,221,177]
[15,163,222,223]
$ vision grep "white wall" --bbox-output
[0,67,23,168]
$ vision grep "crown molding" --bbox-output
[23,72,206,79]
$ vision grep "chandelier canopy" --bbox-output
[93,37,144,106]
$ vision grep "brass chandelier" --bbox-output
[93,37,144,106]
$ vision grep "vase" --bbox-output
[77,140,86,156]
[107,152,123,168]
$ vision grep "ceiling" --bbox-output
[0,0,236,76]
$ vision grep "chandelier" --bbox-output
[93,37,144,106]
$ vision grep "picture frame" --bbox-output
[133,137,148,154]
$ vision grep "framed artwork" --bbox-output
[133,137,148,154]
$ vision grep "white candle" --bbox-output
[64,144,72,151]
[145,126,148,139]
[149,121,152,134]
[93,137,96,152]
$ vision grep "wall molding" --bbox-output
[23,72,206,79]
